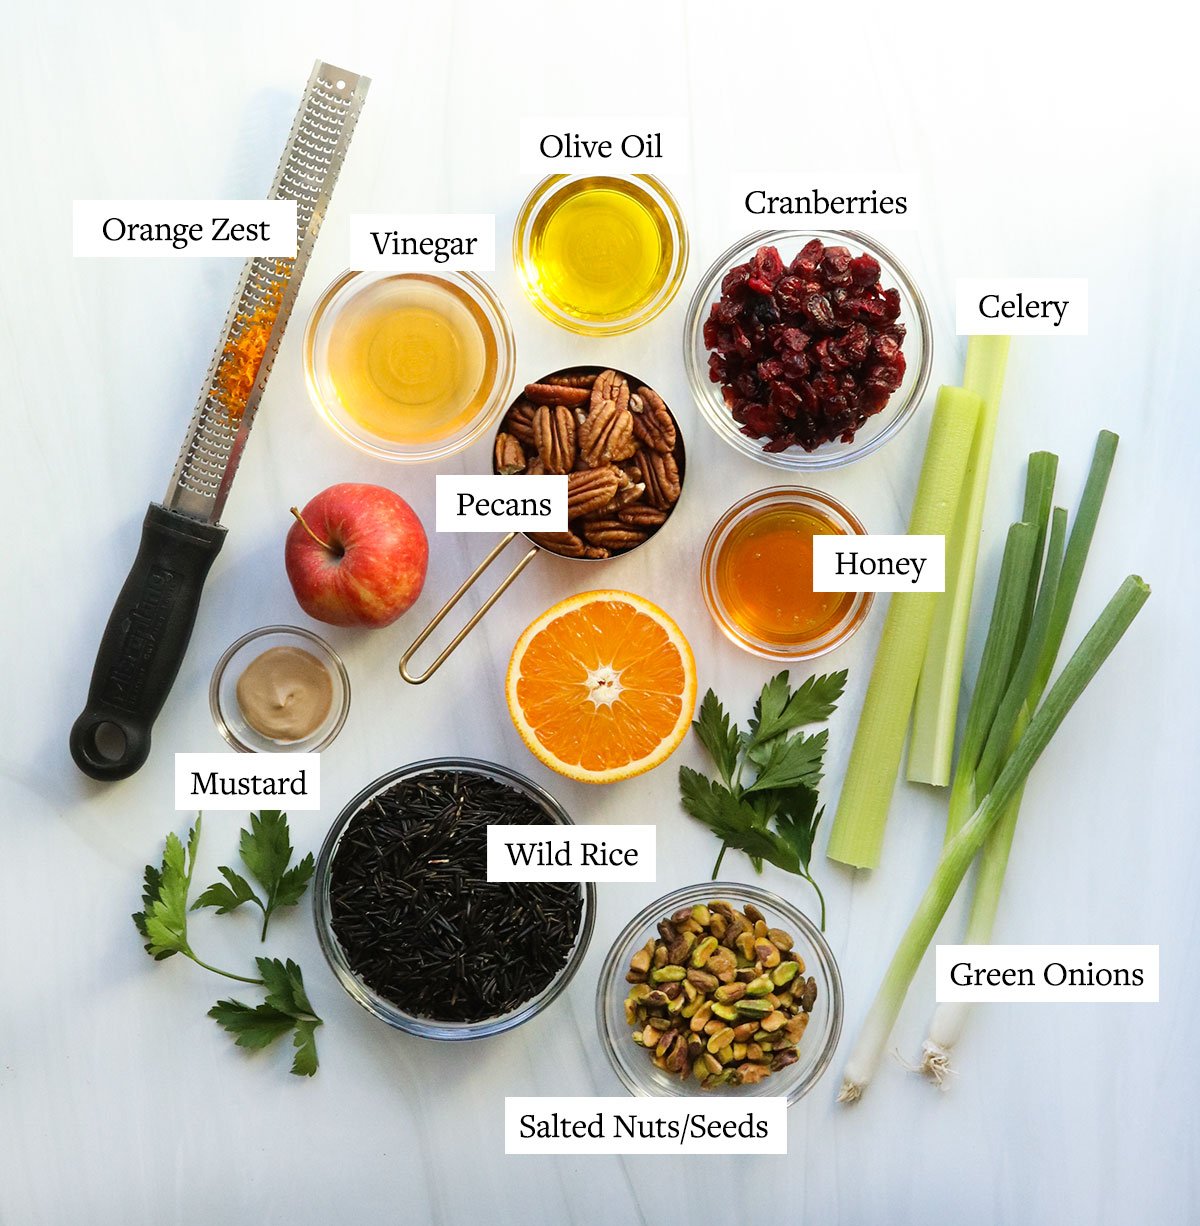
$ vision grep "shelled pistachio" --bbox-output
[623,900,818,1089]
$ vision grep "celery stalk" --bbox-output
[826,387,981,870]
[839,575,1150,1102]
[908,337,1012,785]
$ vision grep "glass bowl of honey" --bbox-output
[303,270,516,463]
[701,487,873,660]
[513,174,688,336]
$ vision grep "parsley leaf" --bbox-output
[134,819,202,960]
[691,691,742,787]
[192,866,258,915]
[193,811,315,940]
[679,671,846,929]
[747,669,847,751]
[745,729,829,794]
[209,957,323,1077]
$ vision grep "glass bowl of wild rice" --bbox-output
[314,757,595,1040]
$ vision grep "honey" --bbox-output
[324,274,498,444]
[519,175,683,330]
[703,489,871,659]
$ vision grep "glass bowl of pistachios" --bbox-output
[596,882,843,1103]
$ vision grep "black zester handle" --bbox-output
[70,503,225,781]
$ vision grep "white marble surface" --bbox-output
[2,2,1197,1222]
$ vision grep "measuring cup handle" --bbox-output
[399,532,539,684]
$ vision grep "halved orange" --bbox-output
[506,590,697,784]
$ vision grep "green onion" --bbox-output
[921,433,1119,1080]
[839,574,1149,1102]
[826,386,981,870]
[908,337,1012,785]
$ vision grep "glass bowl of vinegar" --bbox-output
[701,486,873,661]
[513,174,689,336]
[304,270,516,463]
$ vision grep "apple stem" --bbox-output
[290,506,340,556]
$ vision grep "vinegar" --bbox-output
[325,274,498,444]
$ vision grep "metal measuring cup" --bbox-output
[399,366,687,683]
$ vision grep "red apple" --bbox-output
[285,484,428,628]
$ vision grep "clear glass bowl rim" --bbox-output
[596,880,844,1105]
[700,485,875,661]
[512,173,690,337]
[314,756,596,1041]
[302,268,517,463]
[682,227,932,470]
[209,624,351,753]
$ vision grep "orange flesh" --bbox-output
[514,599,687,773]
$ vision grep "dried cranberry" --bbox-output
[749,245,785,287]
[790,238,825,274]
[704,240,908,452]
[803,293,836,330]
[849,254,882,288]
[721,264,750,295]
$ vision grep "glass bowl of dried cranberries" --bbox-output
[684,230,931,470]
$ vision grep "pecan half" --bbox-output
[568,466,621,517]
[617,504,668,527]
[580,374,636,467]
[493,432,526,474]
[582,519,648,550]
[637,447,682,509]
[590,369,631,416]
[631,385,677,454]
[529,530,585,558]
[533,405,577,473]
[525,382,592,407]
[582,545,610,559]
[504,400,537,447]
[544,371,598,389]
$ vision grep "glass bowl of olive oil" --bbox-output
[701,486,874,660]
[304,270,516,463]
[513,175,688,336]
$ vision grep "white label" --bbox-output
[729,173,915,229]
[73,200,297,257]
[935,945,1159,1003]
[435,475,567,533]
[812,534,944,592]
[174,753,320,811]
[519,116,686,174]
[349,213,495,272]
[504,1097,787,1155]
[955,279,1088,335]
[486,825,656,882]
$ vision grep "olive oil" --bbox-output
[526,176,676,325]
[714,504,857,650]
[326,274,498,443]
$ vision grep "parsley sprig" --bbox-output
[193,810,315,941]
[678,670,847,929]
[133,814,323,1076]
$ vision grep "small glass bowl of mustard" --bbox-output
[701,487,874,661]
[513,174,689,336]
[210,626,351,753]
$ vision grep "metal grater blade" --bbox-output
[164,61,369,522]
